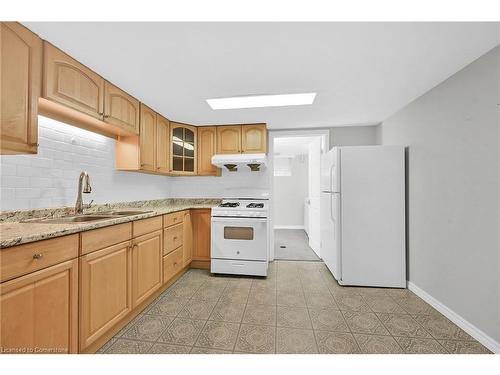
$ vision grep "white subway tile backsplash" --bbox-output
[0,116,269,211]
[0,116,171,210]
[15,188,41,199]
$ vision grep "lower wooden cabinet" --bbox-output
[163,247,183,284]
[131,229,163,307]
[183,211,193,266]
[79,241,132,351]
[0,259,78,353]
[192,209,211,262]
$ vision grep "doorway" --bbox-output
[268,130,329,261]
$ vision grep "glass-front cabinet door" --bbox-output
[170,122,197,174]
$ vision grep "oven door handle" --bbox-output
[211,217,268,223]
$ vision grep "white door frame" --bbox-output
[268,129,330,261]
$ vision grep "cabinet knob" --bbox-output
[173,236,177,240]
[33,253,43,260]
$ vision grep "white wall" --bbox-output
[273,155,308,227]
[0,116,171,211]
[329,125,379,146]
[168,168,269,199]
[379,46,500,347]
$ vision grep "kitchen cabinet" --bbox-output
[162,247,184,283]
[131,229,163,307]
[156,115,170,174]
[103,81,140,134]
[0,259,78,353]
[242,123,267,153]
[139,104,157,172]
[170,122,197,175]
[79,241,132,351]
[197,126,219,176]
[43,41,105,120]
[192,209,211,263]
[183,210,193,267]
[216,124,267,154]
[216,125,241,154]
[115,108,171,175]
[0,22,42,154]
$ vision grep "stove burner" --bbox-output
[246,203,264,208]
[220,202,240,208]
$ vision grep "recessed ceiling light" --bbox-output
[206,93,316,110]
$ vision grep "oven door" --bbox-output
[211,217,268,261]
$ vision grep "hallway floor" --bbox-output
[274,229,320,261]
[98,261,491,354]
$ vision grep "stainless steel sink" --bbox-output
[28,210,154,224]
[32,215,118,224]
[95,210,153,216]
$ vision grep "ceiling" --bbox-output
[24,22,499,129]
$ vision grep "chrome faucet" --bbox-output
[75,171,93,215]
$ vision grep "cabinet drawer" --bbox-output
[163,247,183,284]
[133,216,162,237]
[81,223,132,255]
[0,234,78,283]
[163,211,184,228]
[163,223,183,255]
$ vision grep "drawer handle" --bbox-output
[173,236,178,240]
[33,253,43,260]
[173,218,177,221]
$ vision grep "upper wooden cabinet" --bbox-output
[0,22,42,154]
[104,81,140,134]
[43,42,105,120]
[197,126,218,176]
[216,125,241,154]
[216,124,267,154]
[0,259,78,353]
[170,122,197,175]
[139,104,157,172]
[242,124,267,153]
[156,115,170,174]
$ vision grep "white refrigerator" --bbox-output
[320,145,406,288]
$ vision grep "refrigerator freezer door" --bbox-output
[340,146,406,288]
[320,192,341,280]
[320,147,340,193]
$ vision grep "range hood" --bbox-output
[211,153,267,172]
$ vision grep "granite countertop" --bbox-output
[0,199,220,249]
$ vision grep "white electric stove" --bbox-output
[211,198,269,276]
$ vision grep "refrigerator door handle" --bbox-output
[330,164,335,192]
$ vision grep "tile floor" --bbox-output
[98,261,491,354]
[274,230,320,261]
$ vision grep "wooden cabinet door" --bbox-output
[192,209,211,261]
[0,22,42,154]
[79,241,132,351]
[139,104,156,171]
[170,122,197,175]
[0,259,78,353]
[242,124,267,153]
[103,81,139,134]
[183,211,193,267]
[156,115,170,174]
[43,41,104,119]
[197,126,218,176]
[132,230,162,307]
[216,125,241,154]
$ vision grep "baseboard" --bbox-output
[274,225,305,230]
[408,281,500,354]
